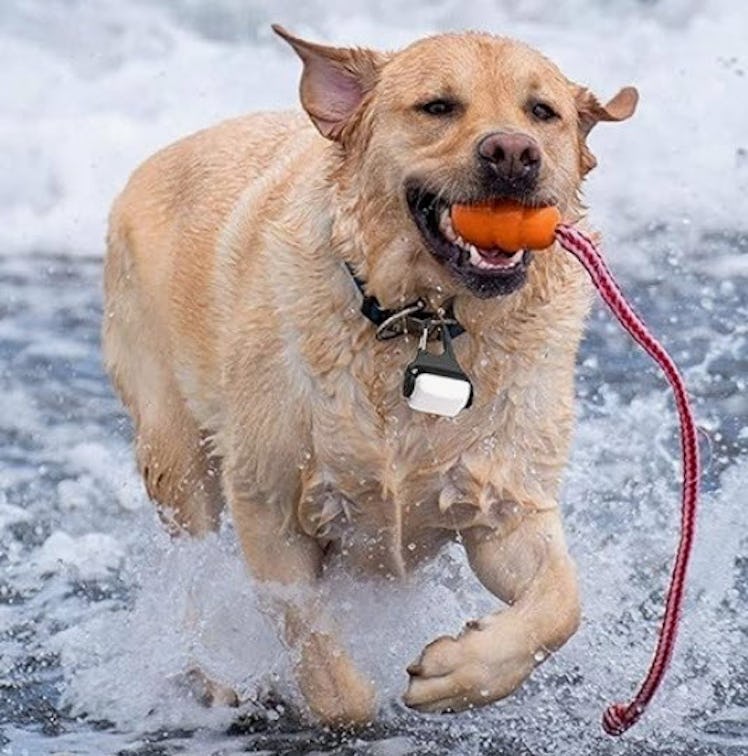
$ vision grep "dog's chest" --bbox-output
[291,293,580,573]
[297,355,532,575]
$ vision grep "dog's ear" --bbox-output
[575,86,638,136]
[273,25,386,141]
[574,86,638,173]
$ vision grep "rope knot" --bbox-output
[602,702,641,736]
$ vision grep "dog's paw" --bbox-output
[403,615,537,713]
[181,667,240,708]
[297,632,378,727]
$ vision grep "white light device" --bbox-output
[402,326,473,418]
[407,372,473,417]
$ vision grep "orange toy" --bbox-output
[451,201,561,252]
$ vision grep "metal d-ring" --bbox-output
[375,299,461,342]
[375,300,427,340]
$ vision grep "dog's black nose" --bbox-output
[477,132,541,183]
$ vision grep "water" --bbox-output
[2,1,747,754]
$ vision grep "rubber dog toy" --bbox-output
[450,201,561,251]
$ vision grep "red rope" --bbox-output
[554,224,700,737]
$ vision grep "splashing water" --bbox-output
[2,1,747,754]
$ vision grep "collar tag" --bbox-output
[403,324,473,418]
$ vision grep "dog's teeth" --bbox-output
[439,207,458,242]
[450,233,461,248]
[442,219,526,270]
[467,246,526,270]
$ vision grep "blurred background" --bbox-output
[1,1,746,754]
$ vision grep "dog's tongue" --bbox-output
[451,201,560,252]
[478,247,524,266]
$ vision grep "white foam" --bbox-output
[34,530,125,580]
[0,499,32,530]
[2,0,747,261]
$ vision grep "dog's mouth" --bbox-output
[406,185,549,298]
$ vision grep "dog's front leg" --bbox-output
[228,486,377,726]
[404,507,580,713]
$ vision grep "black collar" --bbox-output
[345,263,465,341]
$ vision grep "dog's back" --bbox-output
[103,110,315,532]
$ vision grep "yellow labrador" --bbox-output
[103,26,637,724]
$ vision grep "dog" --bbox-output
[102,26,637,725]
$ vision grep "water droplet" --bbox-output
[534,650,547,663]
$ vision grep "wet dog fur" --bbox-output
[102,27,637,724]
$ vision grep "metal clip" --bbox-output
[375,300,426,340]
[418,322,430,351]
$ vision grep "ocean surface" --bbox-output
[1,1,746,754]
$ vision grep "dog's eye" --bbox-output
[418,99,459,116]
[531,102,559,122]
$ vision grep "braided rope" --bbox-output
[555,224,700,737]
